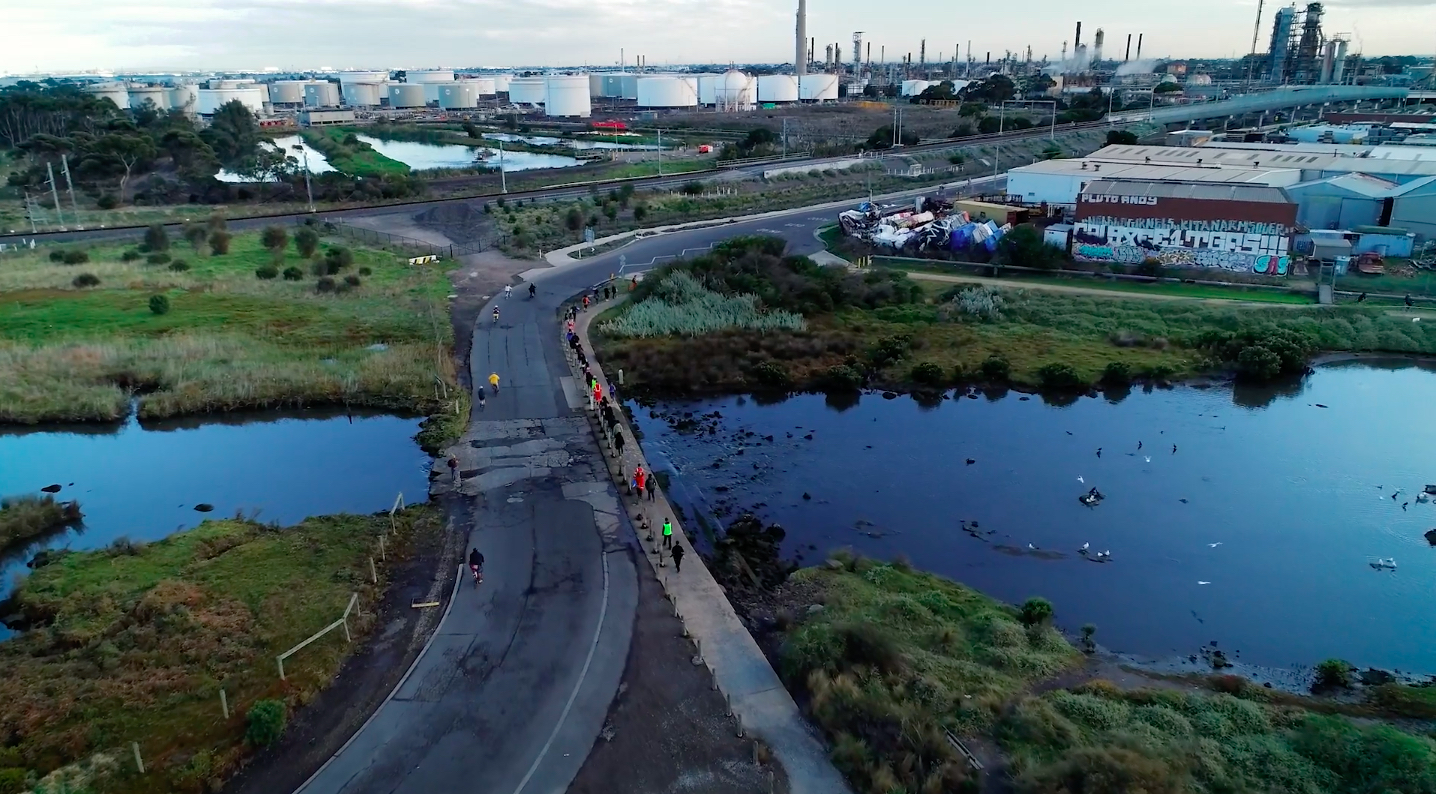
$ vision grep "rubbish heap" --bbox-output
[837,195,1011,255]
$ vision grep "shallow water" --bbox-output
[631,360,1436,676]
[356,134,581,171]
[0,408,429,636]
[482,132,660,151]
[215,135,336,183]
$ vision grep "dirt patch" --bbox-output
[221,497,468,794]
[567,548,787,794]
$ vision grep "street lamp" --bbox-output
[292,144,314,213]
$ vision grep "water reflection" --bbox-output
[356,135,581,172]
[631,360,1436,675]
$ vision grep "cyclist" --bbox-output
[489,372,500,394]
[504,284,513,299]
[477,389,486,410]
[468,547,485,585]
[528,283,536,298]
[492,306,500,325]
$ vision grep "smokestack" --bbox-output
[810,37,815,68]
[1137,33,1143,60]
[1093,29,1104,63]
[920,39,926,68]
[985,51,990,64]
[795,0,807,76]
[1074,21,1082,49]
[866,41,871,69]
[1125,34,1132,62]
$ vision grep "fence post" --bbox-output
[378,534,385,561]
[278,656,286,680]
[132,742,144,774]
[220,688,229,720]
[369,557,378,583]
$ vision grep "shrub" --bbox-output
[324,246,354,271]
[294,227,320,257]
[61,250,89,265]
[1102,361,1132,385]
[282,266,303,281]
[1037,363,1084,391]
[947,285,1005,321]
[633,203,649,222]
[344,274,362,287]
[750,360,792,389]
[911,361,945,386]
[183,222,208,252]
[121,249,141,262]
[823,364,864,392]
[255,265,279,280]
[316,276,336,293]
[95,193,119,210]
[1313,659,1353,691]
[0,768,25,794]
[71,273,100,288]
[1020,597,1054,626]
[599,271,804,337]
[681,180,705,195]
[209,230,232,255]
[261,225,288,261]
[144,223,170,252]
[980,355,1011,380]
[245,700,287,746]
[358,266,372,276]
[869,333,913,367]
[148,294,170,315]
[168,260,190,272]
[565,207,584,231]
[48,250,66,262]
[207,212,227,233]
[146,252,171,265]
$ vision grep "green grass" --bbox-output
[0,506,441,794]
[301,129,411,178]
[906,269,1317,305]
[0,493,81,550]
[0,229,457,423]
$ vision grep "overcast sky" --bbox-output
[3,0,1431,75]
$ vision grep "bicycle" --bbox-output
[492,308,500,326]
[469,563,483,587]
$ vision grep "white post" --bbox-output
[278,656,286,680]
[342,617,352,643]
[369,557,378,583]
[379,534,385,561]
[221,688,229,720]
[132,742,144,774]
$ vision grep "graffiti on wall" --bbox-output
[1072,221,1291,275]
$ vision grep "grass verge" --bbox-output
[0,493,82,551]
[0,504,441,794]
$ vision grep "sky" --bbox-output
[2,0,1432,75]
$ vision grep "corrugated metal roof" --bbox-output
[1092,144,1436,178]
[1285,172,1400,198]
[1081,179,1292,203]
[1388,174,1436,197]
[1009,157,1299,184]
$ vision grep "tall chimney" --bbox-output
[1125,33,1132,62]
[1136,33,1143,60]
[1074,21,1083,49]
[795,0,807,76]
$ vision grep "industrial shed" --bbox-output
[1283,173,1399,231]
[1388,176,1436,242]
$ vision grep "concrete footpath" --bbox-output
[566,297,853,794]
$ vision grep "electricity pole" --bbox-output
[781,118,788,158]
[498,139,508,194]
[61,154,81,229]
[45,162,66,230]
[657,129,663,175]
[293,144,315,212]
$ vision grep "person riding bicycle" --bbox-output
[504,284,513,299]
[468,547,485,582]
[492,306,500,324]
[528,283,536,298]
[488,372,500,393]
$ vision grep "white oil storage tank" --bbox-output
[388,83,427,108]
[544,74,591,117]
[589,74,605,97]
[467,77,497,97]
[85,82,129,110]
[698,74,723,105]
[340,72,388,101]
[126,85,169,110]
[305,81,342,106]
[168,83,199,115]
[756,74,799,103]
[799,73,839,101]
[439,82,478,109]
[508,76,545,104]
[341,82,378,107]
[198,87,265,115]
[715,70,755,110]
[492,74,513,93]
[269,81,308,105]
[407,70,454,103]
[901,80,931,97]
[637,76,698,108]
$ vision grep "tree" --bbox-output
[865,124,918,150]
[91,131,157,200]
[633,203,648,222]
[1313,659,1353,691]
[183,223,208,253]
[261,226,288,264]
[144,223,169,252]
[462,121,480,139]
[1154,82,1183,94]
[1020,597,1054,626]
[998,225,1064,269]
[1106,129,1139,146]
[913,80,959,103]
[294,227,320,258]
[977,116,1002,134]
[960,75,1016,103]
[160,128,220,179]
[201,100,261,165]
[603,203,618,222]
[565,207,584,231]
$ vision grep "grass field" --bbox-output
[0,505,440,794]
[900,268,1317,305]
[0,228,457,426]
[300,129,411,178]
[778,557,1436,794]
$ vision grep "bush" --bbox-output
[144,223,170,252]
[207,212,227,233]
[146,251,171,265]
[633,203,649,222]
[681,180,705,195]
[121,249,141,262]
[0,768,26,794]
[1313,659,1353,691]
[261,225,288,261]
[245,699,287,746]
[282,266,303,281]
[980,355,1011,380]
[1020,597,1054,626]
[255,265,279,279]
[316,276,336,293]
[750,360,792,389]
[1037,363,1084,391]
[823,364,863,392]
[358,266,372,276]
[48,250,65,262]
[183,222,208,252]
[71,273,100,288]
[565,207,584,231]
[294,227,320,257]
[95,193,119,210]
[947,285,1005,321]
[911,361,945,386]
[169,260,190,272]
[148,294,170,315]
[343,274,362,287]
[61,250,89,265]
[324,246,354,271]
[869,333,913,368]
[1102,361,1132,385]
[209,230,232,255]
[997,225,1063,270]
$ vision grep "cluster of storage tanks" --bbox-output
[82,80,261,116]
[589,71,836,109]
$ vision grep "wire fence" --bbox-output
[301,218,488,259]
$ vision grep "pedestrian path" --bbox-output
[566,295,853,794]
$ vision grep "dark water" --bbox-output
[632,360,1436,677]
[0,409,430,636]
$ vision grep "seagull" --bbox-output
[1137,441,1143,450]
[1080,542,1090,551]
[1208,542,1222,548]
[1144,456,1151,463]
[1197,581,1211,585]
[1077,476,1085,483]
[1027,542,1038,550]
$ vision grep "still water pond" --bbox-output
[0,409,430,636]
[356,135,581,171]
[633,360,1436,677]
[482,132,660,151]
[215,135,336,183]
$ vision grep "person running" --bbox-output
[489,372,500,394]
[582,295,590,311]
[662,518,673,549]
[634,465,646,496]
[468,547,485,585]
[672,542,685,573]
[504,284,513,299]
[528,283,536,298]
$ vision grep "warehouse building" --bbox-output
[1091,144,1436,185]
[1072,180,1298,275]
[1283,173,1400,230]
[1005,158,1303,206]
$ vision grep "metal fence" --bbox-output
[301,218,488,258]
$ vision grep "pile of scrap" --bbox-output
[837,195,1011,255]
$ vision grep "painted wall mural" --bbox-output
[1072,219,1292,275]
